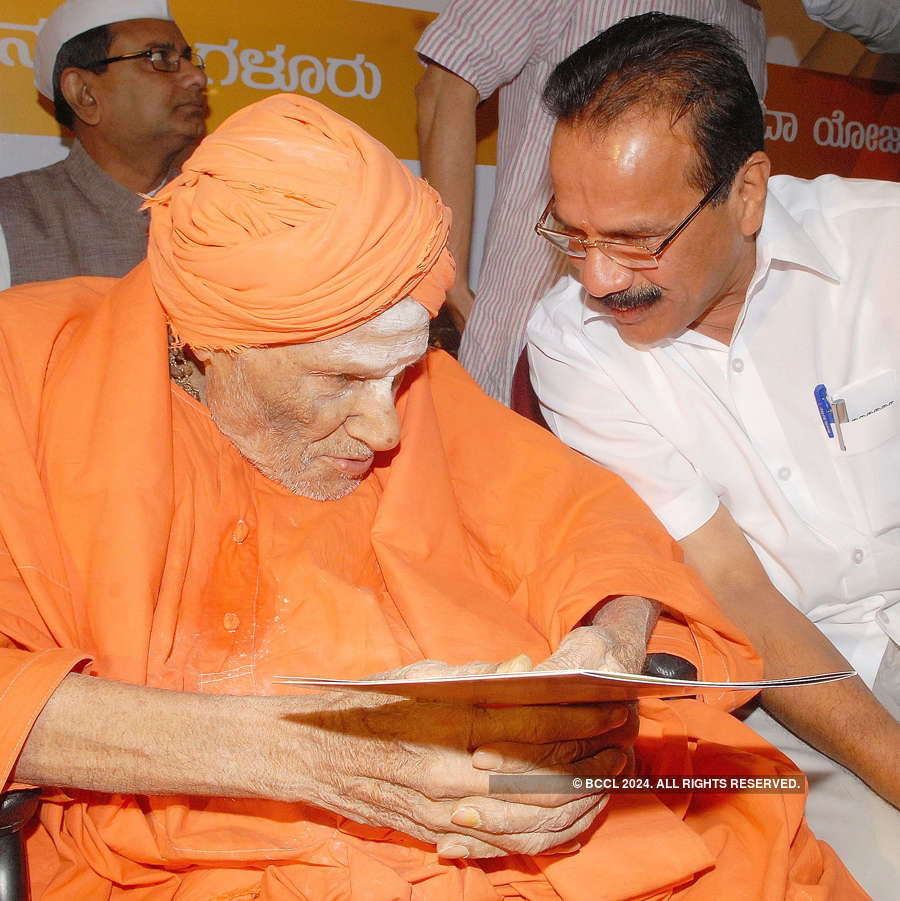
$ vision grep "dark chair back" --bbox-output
[510,347,550,431]
[0,788,41,900]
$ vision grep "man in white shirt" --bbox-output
[414,0,767,404]
[526,12,899,896]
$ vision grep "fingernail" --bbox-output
[472,749,503,769]
[547,840,581,855]
[451,806,481,828]
[439,844,470,859]
[496,653,532,674]
[609,750,628,773]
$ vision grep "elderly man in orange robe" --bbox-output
[0,95,864,899]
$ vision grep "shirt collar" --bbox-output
[754,184,840,284]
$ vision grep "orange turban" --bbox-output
[145,94,454,350]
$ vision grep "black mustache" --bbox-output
[597,284,662,311]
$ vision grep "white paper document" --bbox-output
[272,669,855,706]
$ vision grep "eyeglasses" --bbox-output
[85,46,205,73]
[534,176,729,269]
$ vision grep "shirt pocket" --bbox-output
[832,370,900,536]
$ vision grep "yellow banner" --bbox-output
[2,1,893,175]
[0,0,447,160]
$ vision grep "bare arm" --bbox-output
[13,672,311,800]
[13,665,630,858]
[679,504,900,808]
[415,63,479,332]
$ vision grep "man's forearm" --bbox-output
[680,505,900,807]
[750,602,900,808]
[13,672,306,799]
[415,63,479,327]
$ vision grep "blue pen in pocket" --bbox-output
[814,384,834,438]
[814,384,846,451]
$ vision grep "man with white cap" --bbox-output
[0,0,206,289]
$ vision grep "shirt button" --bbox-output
[731,358,745,373]
[223,612,241,632]
[778,467,791,480]
[852,548,865,565]
[233,520,249,543]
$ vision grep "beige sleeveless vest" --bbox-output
[0,141,150,286]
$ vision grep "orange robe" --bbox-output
[0,266,864,899]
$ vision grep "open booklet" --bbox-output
[272,669,856,706]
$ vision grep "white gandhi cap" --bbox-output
[33,0,174,99]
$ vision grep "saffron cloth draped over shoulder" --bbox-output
[145,93,454,350]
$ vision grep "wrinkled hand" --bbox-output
[278,657,632,859]
[535,594,660,676]
[535,625,634,676]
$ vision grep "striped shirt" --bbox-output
[416,0,767,403]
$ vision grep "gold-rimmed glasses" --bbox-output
[534,176,728,269]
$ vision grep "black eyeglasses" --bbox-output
[534,176,729,269]
[85,46,205,73]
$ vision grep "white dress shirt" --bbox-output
[416,0,767,403]
[528,174,900,689]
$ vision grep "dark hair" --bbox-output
[51,24,114,129]
[542,13,764,200]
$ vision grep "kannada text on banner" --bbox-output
[0,2,896,180]
[0,0,440,162]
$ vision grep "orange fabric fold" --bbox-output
[145,94,454,350]
[0,271,865,899]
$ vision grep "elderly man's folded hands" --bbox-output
[281,680,634,858]
[277,595,656,859]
